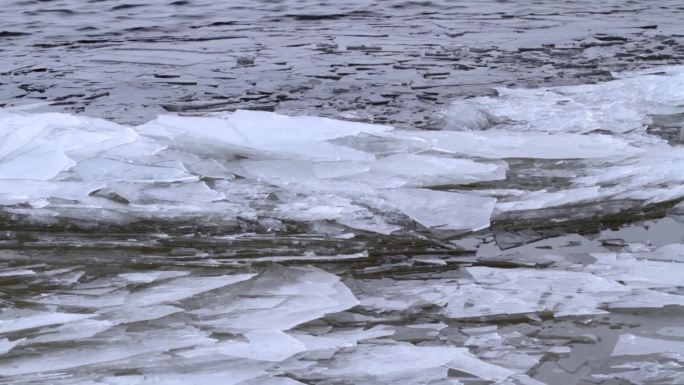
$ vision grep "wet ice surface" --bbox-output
[3,72,684,384]
[2,239,684,384]
[4,66,684,238]
[3,1,684,385]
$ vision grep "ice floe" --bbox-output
[446,65,684,134]
[0,263,556,385]
[612,334,684,357]
[0,108,508,235]
[2,243,684,384]
[5,67,684,237]
[0,67,684,234]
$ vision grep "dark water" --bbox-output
[2,0,684,127]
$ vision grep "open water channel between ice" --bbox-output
[1,63,684,384]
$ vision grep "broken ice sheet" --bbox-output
[296,342,518,384]
[382,188,496,231]
[446,65,684,134]
[389,129,641,160]
[0,338,24,355]
[191,266,358,331]
[125,273,256,307]
[612,334,684,356]
[0,327,215,376]
[0,110,138,181]
[587,252,684,289]
[29,319,113,344]
[358,277,457,312]
[0,310,95,334]
[138,110,388,161]
[2,70,684,234]
[358,153,508,188]
[180,329,306,362]
[446,266,627,318]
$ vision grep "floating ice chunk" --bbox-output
[118,270,190,284]
[636,243,684,262]
[466,266,626,292]
[390,130,640,159]
[608,290,684,309]
[308,343,515,383]
[138,115,248,149]
[193,266,358,331]
[447,103,493,130]
[290,325,396,354]
[0,180,105,207]
[103,182,224,204]
[0,146,73,180]
[101,366,267,385]
[244,265,346,297]
[181,329,306,362]
[285,333,355,352]
[226,110,392,142]
[220,283,356,331]
[0,180,57,206]
[0,268,35,277]
[447,67,684,134]
[359,278,455,312]
[495,186,602,212]
[0,338,24,355]
[100,305,183,325]
[590,361,684,385]
[0,111,139,181]
[382,188,496,231]
[274,194,366,222]
[184,158,234,179]
[0,311,95,334]
[73,158,196,183]
[239,377,307,385]
[324,325,396,343]
[139,110,385,161]
[445,267,627,319]
[612,334,684,356]
[589,253,684,289]
[446,283,545,319]
[126,274,256,307]
[0,327,215,376]
[445,348,517,381]
[362,153,507,187]
[239,159,371,188]
[34,290,128,308]
[312,343,455,377]
[30,319,113,343]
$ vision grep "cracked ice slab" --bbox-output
[4,66,684,236]
[612,334,684,356]
[0,108,500,235]
[446,65,684,134]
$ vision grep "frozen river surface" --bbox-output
[2,1,684,384]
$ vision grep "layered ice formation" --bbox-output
[0,107,503,234]
[3,66,684,237]
[4,66,684,384]
[2,242,684,384]
[0,263,545,384]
